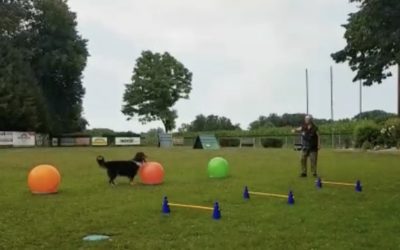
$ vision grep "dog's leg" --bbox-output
[109,177,116,186]
[129,177,135,186]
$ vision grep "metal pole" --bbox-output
[360,80,362,114]
[398,64,400,116]
[306,69,309,114]
[330,66,334,121]
[330,66,334,148]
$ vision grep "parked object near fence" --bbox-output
[115,137,141,146]
[240,137,256,147]
[75,137,91,146]
[92,137,108,146]
[193,134,220,150]
[158,133,173,148]
[0,132,13,146]
[59,137,75,146]
[35,134,50,147]
[173,137,184,146]
[12,132,35,147]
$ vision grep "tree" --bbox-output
[331,0,400,115]
[353,109,396,122]
[248,116,274,130]
[0,0,48,132]
[0,0,88,134]
[181,114,241,132]
[122,51,192,132]
[31,0,89,133]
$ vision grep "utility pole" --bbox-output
[330,66,334,121]
[305,68,309,115]
[330,66,334,148]
[359,80,363,115]
[398,65,400,116]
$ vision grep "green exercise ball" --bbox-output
[208,157,229,178]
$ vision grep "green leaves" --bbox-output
[0,0,88,133]
[180,114,241,132]
[331,0,400,86]
[122,51,192,132]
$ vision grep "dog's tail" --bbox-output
[96,155,107,168]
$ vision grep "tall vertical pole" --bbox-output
[330,66,334,148]
[306,69,309,115]
[360,80,362,114]
[398,65,400,116]
[330,66,334,121]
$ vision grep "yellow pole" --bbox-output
[322,181,355,187]
[248,191,288,199]
[168,203,214,211]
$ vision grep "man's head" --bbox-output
[305,115,313,125]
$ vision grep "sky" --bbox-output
[68,0,398,132]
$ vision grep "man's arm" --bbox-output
[291,126,302,133]
[317,132,321,149]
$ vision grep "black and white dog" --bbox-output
[96,152,147,185]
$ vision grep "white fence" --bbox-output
[0,131,36,147]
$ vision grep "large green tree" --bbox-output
[331,0,400,115]
[31,0,89,133]
[0,0,88,133]
[0,0,48,131]
[122,51,192,132]
[180,114,241,132]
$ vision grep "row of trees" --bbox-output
[0,0,88,134]
[174,110,396,133]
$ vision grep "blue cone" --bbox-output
[243,186,250,200]
[316,177,323,189]
[212,202,221,220]
[287,191,295,205]
[355,180,362,192]
[162,196,170,214]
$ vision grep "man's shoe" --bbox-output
[300,173,307,177]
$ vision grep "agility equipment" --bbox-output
[316,178,362,192]
[162,196,221,220]
[139,162,164,185]
[28,164,61,194]
[208,157,229,178]
[193,134,220,150]
[243,186,295,204]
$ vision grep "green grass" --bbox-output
[1,147,400,250]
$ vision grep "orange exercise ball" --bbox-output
[28,164,61,194]
[139,162,164,185]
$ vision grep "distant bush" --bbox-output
[261,138,284,148]
[380,118,400,147]
[361,141,373,151]
[354,121,380,148]
[219,138,240,147]
[343,137,352,149]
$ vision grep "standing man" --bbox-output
[292,115,320,177]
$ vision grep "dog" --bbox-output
[96,152,147,185]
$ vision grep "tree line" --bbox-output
[0,0,88,134]
[174,110,396,133]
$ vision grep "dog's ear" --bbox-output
[97,155,104,161]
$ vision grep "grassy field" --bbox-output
[0,147,399,250]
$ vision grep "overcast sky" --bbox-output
[68,0,398,132]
